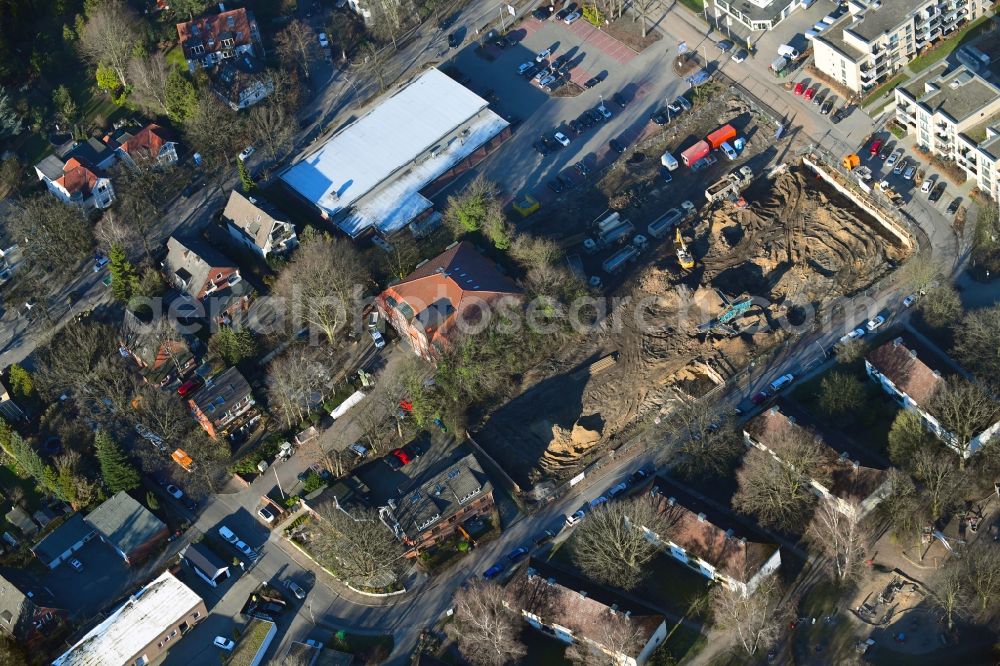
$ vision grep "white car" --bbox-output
[235,540,258,560]
[921,179,933,194]
[219,526,238,544]
[535,48,551,62]
[318,32,329,49]
[166,484,183,500]
[69,558,84,572]
[554,132,570,147]
[597,104,612,120]
[839,328,865,344]
[370,329,386,349]
[903,294,917,308]
[768,374,795,393]
[563,10,582,23]
[886,150,901,168]
[565,510,585,526]
[214,636,235,651]
[731,49,747,63]
[258,506,275,523]
[238,145,255,161]
[517,61,534,75]
[867,315,886,331]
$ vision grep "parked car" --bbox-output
[285,580,307,600]
[674,96,692,111]
[716,39,734,52]
[532,7,551,20]
[69,558,83,572]
[893,158,907,175]
[535,48,551,62]
[506,546,529,562]
[177,376,204,397]
[547,179,565,194]
[565,510,585,526]
[804,86,817,101]
[886,150,902,168]
[447,31,462,48]
[383,454,403,471]
[650,109,671,125]
[921,178,934,194]
[538,74,558,89]
[564,10,582,23]
[904,165,916,180]
[929,182,946,202]
[219,526,238,544]
[521,64,540,79]
[751,389,771,405]
[258,506,275,523]
[390,448,412,465]
[401,440,425,460]
[946,198,961,216]
[659,166,673,183]
[483,564,505,579]
[584,76,602,88]
[533,140,551,156]
[589,496,609,510]
[597,104,612,120]
[879,143,891,160]
[318,32,329,48]
[768,374,795,393]
[839,328,865,344]
[533,530,556,546]
[731,49,747,63]
[574,161,590,176]
[868,139,882,156]
[93,254,110,272]
[793,81,805,95]
[166,484,184,500]
[627,468,650,486]
[370,330,386,349]
[607,482,628,498]
[555,5,573,19]
[517,61,535,75]
[609,138,626,154]
[613,92,629,108]
[903,294,917,308]
[214,637,235,651]
[867,315,886,331]
[349,442,369,458]
[820,99,834,115]
[813,90,826,106]
[235,540,258,560]
[238,145,255,161]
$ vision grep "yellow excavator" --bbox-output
[675,227,695,270]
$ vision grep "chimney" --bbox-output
[739,536,747,546]
[667,496,676,506]
[219,2,225,11]
[893,337,903,347]
[578,590,588,599]
[933,370,942,378]
[769,406,778,416]
[909,349,918,360]
[787,415,797,425]
[697,512,707,522]
[725,528,734,539]
[853,460,860,471]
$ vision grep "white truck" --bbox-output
[777,44,800,60]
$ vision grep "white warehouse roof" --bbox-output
[281,67,508,237]
[52,571,203,666]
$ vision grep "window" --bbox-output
[193,612,200,619]
[191,45,205,55]
[170,629,177,637]
[222,38,234,48]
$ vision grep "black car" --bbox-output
[555,6,572,19]
[448,32,462,48]
[609,138,626,154]
[659,166,673,183]
[879,142,891,159]
[533,141,551,156]
[627,467,650,486]
[542,135,561,151]
[402,441,426,460]
[533,530,556,546]
[547,179,565,194]
[557,173,575,190]
[716,39,734,52]
[584,76,601,89]
[820,99,834,115]
[574,161,590,176]
[946,198,961,215]
[532,6,551,20]
[579,111,596,127]
[383,455,404,471]
[568,119,584,134]
[613,92,628,108]
[650,109,670,125]
[522,64,540,79]
[552,54,570,69]
[929,182,946,203]
[439,13,458,30]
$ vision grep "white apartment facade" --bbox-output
[895,63,1000,200]
[813,0,988,95]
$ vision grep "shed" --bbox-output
[181,542,230,588]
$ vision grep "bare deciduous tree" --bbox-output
[807,498,869,582]
[671,398,744,479]
[564,611,647,665]
[571,494,677,591]
[833,337,866,364]
[910,448,966,522]
[127,52,172,116]
[368,0,410,49]
[136,382,195,446]
[952,305,1000,382]
[78,0,139,89]
[964,542,1000,615]
[631,0,660,38]
[876,469,926,548]
[928,377,1000,465]
[932,557,969,630]
[448,578,527,666]
[10,194,94,271]
[275,20,320,79]
[356,42,390,92]
[35,321,117,400]
[246,97,296,163]
[266,346,331,429]
[712,577,786,657]
[272,233,369,343]
[733,429,829,531]
[313,506,405,589]
[95,211,143,260]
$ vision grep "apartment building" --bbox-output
[895,63,1000,200]
[813,0,988,94]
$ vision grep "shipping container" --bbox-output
[706,124,737,150]
[602,246,638,274]
[681,140,710,167]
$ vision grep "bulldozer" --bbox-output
[842,153,860,170]
[675,227,694,270]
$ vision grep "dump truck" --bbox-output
[602,246,638,274]
[595,211,622,234]
[597,220,635,247]
[681,140,711,167]
[648,208,684,238]
[842,153,860,170]
[706,124,737,150]
[704,166,754,203]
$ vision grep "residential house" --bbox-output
[515,558,668,666]
[894,62,1000,201]
[214,54,274,109]
[106,122,179,167]
[119,309,196,386]
[0,569,64,649]
[642,476,781,597]
[181,542,230,588]
[0,374,24,421]
[176,7,262,71]
[743,401,892,518]
[34,138,117,209]
[222,191,298,258]
[187,366,256,439]
[30,513,97,569]
[376,241,521,361]
[52,570,206,666]
[379,451,494,552]
[813,0,989,94]
[162,236,251,323]
[866,336,1000,457]
[85,491,168,565]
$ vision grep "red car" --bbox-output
[804,86,817,101]
[176,377,204,397]
[793,81,805,95]
[869,139,882,157]
[391,448,412,465]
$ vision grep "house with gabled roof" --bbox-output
[642,475,781,597]
[514,558,668,666]
[223,191,298,258]
[106,122,178,167]
[162,236,251,322]
[378,451,494,552]
[376,241,521,361]
[187,366,256,439]
[743,401,891,519]
[865,335,1000,458]
[86,491,168,565]
[34,138,117,209]
[119,309,196,386]
[0,568,65,649]
[176,7,262,71]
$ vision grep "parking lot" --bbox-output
[46,537,132,617]
[352,431,456,505]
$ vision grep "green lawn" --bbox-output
[678,0,706,14]
[165,45,189,72]
[908,15,992,74]
[634,553,714,617]
[862,73,909,114]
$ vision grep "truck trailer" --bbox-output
[706,124,737,150]
[681,140,710,167]
[602,246,638,274]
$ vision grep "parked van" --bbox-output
[777,44,799,59]
[721,141,738,160]
[661,152,679,170]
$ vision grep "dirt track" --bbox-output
[477,164,911,490]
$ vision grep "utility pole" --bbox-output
[274,466,285,499]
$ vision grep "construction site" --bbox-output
[475,87,914,491]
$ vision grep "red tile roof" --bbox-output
[867,338,943,405]
[117,124,172,160]
[176,8,257,61]
[55,158,99,197]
